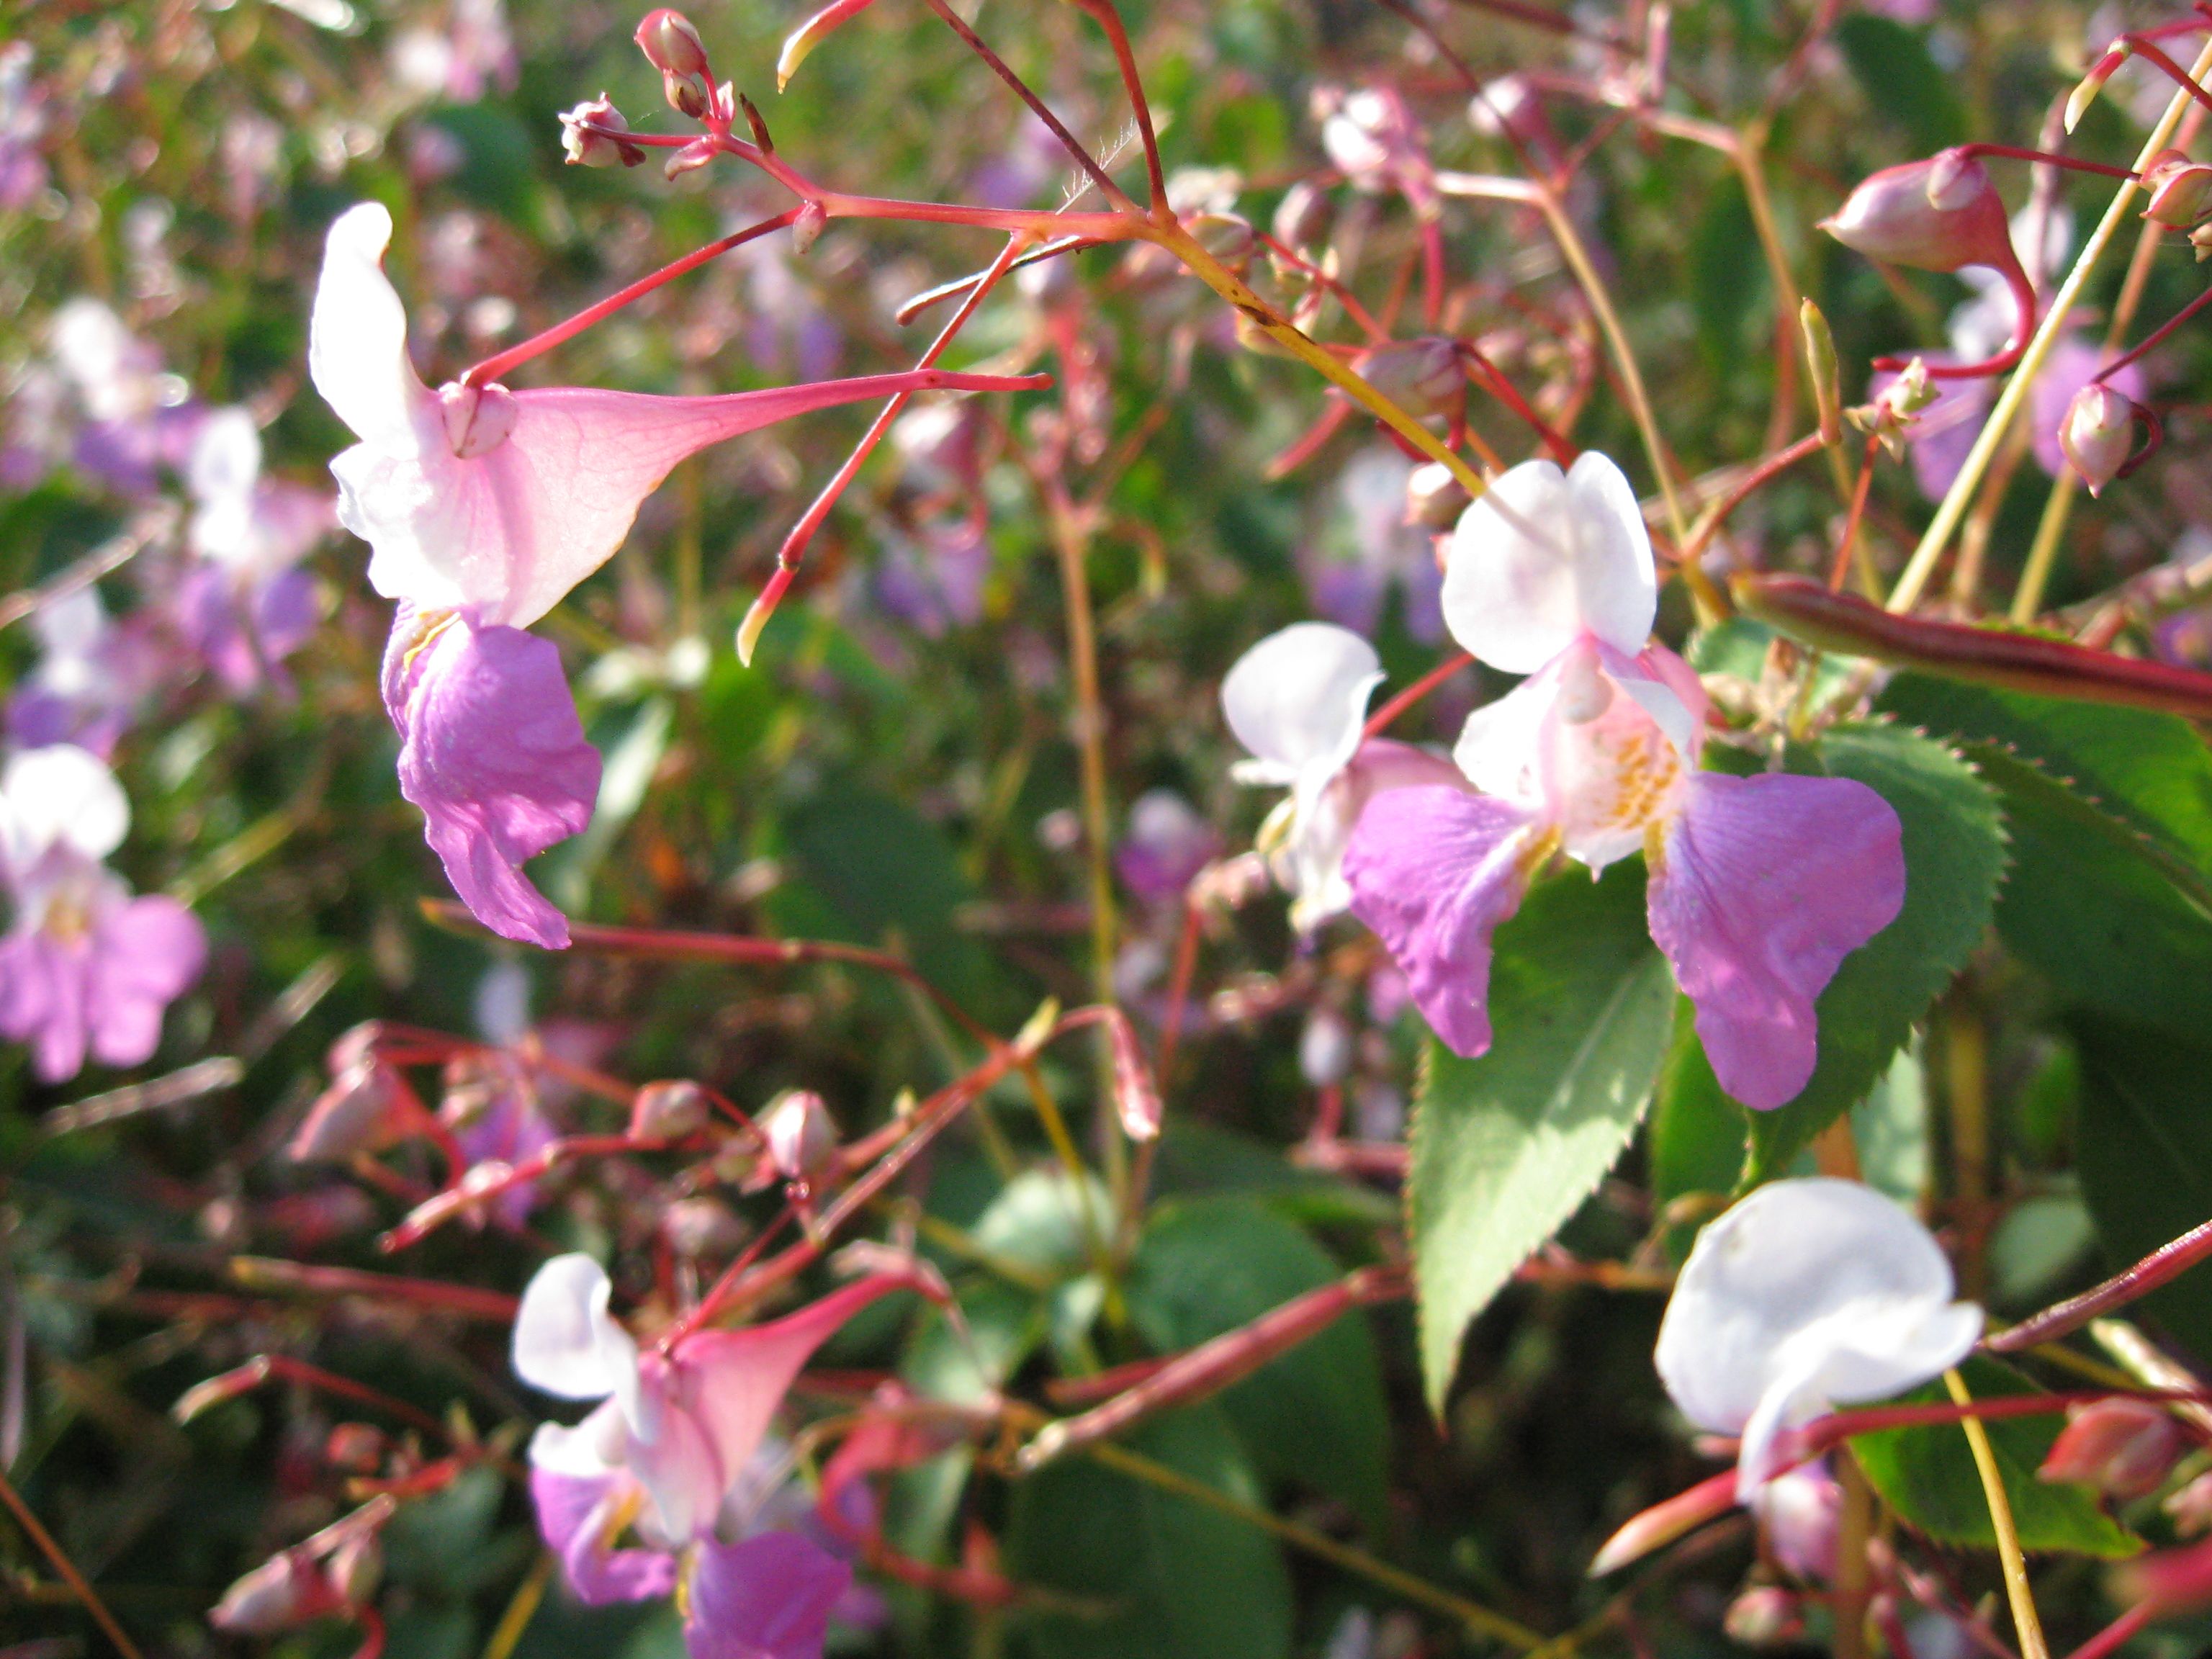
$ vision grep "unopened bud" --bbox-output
[2067,43,2131,134]
[636,9,711,78]
[1800,299,1843,445]
[1404,459,1470,530]
[1187,212,1255,276]
[325,1423,387,1474]
[559,95,644,168]
[174,1358,272,1424]
[1272,179,1334,251]
[751,1089,838,1190]
[2143,150,2212,229]
[2170,1471,2212,1535]
[2193,220,2212,261]
[210,1553,331,1635]
[1355,337,1464,421]
[664,138,716,180]
[1819,150,2016,274]
[438,380,518,459]
[290,1061,410,1162]
[2059,382,2142,497]
[2041,1398,2185,1501]
[1107,1015,1163,1141]
[1724,1586,1804,1647]
[325,1529,382,1604]
[791,199,827,255]
[631,1079,711,1140]
[662,68,713,120]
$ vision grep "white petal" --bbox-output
[526,1401,628,1478]
[1220,622,1382,781]
[1451,669,1556,806]
[513,1253,637,1403]
[309,203,426,454]
[0,745,129,868]
[1654,1178,1977,1443]
[1441,453,1656,673]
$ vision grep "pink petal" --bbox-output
[529,1467,679,1606]
[1646,773,1905,1110]
[0,929,82,1082]
[85,894,206,1069]
[381,606,601,950]
[1343,786,1547,1057]
[684,1532,851,1659]
[676,1274,919,1499]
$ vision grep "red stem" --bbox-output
[2095,284,2212,388]
[2062,1601,2162,1659]
[2121,37,2212,124]
[1363,652,1477,739]
[1988,1214,2212,1352]
[1061,0,1170,212]
[1951,143,2141,182]
[461,208,802,387]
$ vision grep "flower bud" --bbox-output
[2067,43,2131,133]
[559,95,644,168]
[1355,337,1464,421]
[2143,150,2212,229]
[2193,220,2212,262]
[289,1060,412,1162]
[1272,180,1334,251]
[1404,460,1470,530]
[750,1089,839,1190]
[1818,150,2017,274]
[791,199,828,255]
[635,9,711,78]
[630,1079,711,1140]
[1187,212,1256,276]
[2169,1470,2212,1535]
[210,1553,333,1635]
[325,1529,382,1604]
[2059,382,2141,497]
[2041,1398,2185,1501]
[1724,1586,1804,1647]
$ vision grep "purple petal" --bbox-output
[683,1532,852,1659]
[1646,773,1905,1111]
[85,895,206,1069]
[382,606,601,949]
[0,930,84,1082]
[530,1468,678,1606]
[1343,786,1545,1058]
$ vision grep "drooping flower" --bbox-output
[513,1253,918,1658]
[309,202,1044,945]
[1654,1177,1982,1498]
[1220,621,1466,931]
[1341,454,1905,1110]
[0,745,207,1083]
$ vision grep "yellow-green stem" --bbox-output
[1890,37,2212,614]
[1944,1367,2051,1659]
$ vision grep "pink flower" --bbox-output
[0,746,206,1082]
[180,406,333,693]
[310,202,1045,945]
[1221,621,1467,931]
[1341,454,1905,1110]
[513,1254,912,1658]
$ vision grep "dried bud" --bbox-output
[2143,150,2212,229]
[1355,337,1464,421]
[1723,1586,1804,1647]
[2041,1398,2185,1500]
[559,95,644,168]
[1404,459,1470,530]
[791,199,828,255]
[1818,150,2017,274]
[2059,382,2143,497]
[1272,179,1333,251]
[1187,212,1255,276]
[210,1553,332,1635]
[630,1079,711,1140]
[635,9,711,78]
[2067,42,2131,133]
[751,1089,839,1190]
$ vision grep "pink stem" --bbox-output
[1951,143,2141,182]
[1987,1215,2212,1351]
[2062,1601,2162,1659]
[1363,652,1477,738]
[2095,283,2212,388]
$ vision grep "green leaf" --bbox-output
[1127,1196,1391,1532]
[2072,1017,2212,1363]
[1649,999,1746,1258]
[1834,13,1966,153]
[1879,678,2212,1035]
[1742,724,2005,1184]
[970,1167,1112,1282]
[1849,1357,2141,1558]
[1408,862,1675,1412]
[1005,1407,1293,1659]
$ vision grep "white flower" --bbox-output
[1655,1177,1983,1498]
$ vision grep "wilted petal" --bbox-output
[85,894,206,1069]
[1220,622,1382,788]
[1343,786,1547,1057]
[531,1465,679,1606]
[513,1254,639,1405]
[1645,773,1904,1110]
[1441,453,1655,674]
[1654,1178,1982,1499]
[684,1532,851,1659]
[382,606,601,950]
